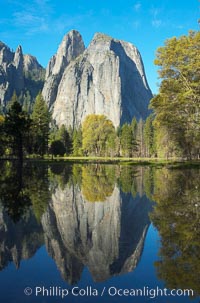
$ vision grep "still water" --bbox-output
[0,162,199,303]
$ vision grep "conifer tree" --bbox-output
[4,93,31,161]
[31,92,50,156]
[73,127,82,156]
[144,114,155,157]
[120,123,133,157]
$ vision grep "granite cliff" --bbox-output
[42,30,85,109]
[43,30,152,128]
[0,31,152,125]
[0,41,44,110]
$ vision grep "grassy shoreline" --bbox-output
[1,156,200,168]
[28,156,200,168]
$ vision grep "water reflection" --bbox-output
[43,164,152,283]
[0,161,31,222]
[149,168,200,297]
[0,161,47,270]
[0,162,199,299]
[43,183,151,283]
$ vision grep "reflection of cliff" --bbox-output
[0,206,43,270]
[0,162,152,285]
[42,182,152,283]
[0,161,49,272]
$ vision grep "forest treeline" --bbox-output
[0,30,199,160]
[0,94,155,160]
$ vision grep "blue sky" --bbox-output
[0,0,199,93]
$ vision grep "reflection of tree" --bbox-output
[49,163,72,191]
[0,161,31,222]
[0,161,50,222]
[118,166,149,198]
[0,161,49,271]
[71,164,82,187]
[143,166,154,200]
[118,166,137,197]
[81,165,116,202]
[25,163,50,221]
[150,169,200,296]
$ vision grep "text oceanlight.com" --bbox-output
[24,286,194,299]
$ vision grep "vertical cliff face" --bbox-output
[42,30,85,108]
[43,31,152,128]
[0,42,44,109]
[13,45,24,91]
[0,42,14,105]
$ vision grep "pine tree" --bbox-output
[73,127,82,156]
[31,92,50,156]
[0,115,5,156]
[144,114,155,157]
[120,123,133,157]
[58,125,72,155]
[4,94,31,161]
[136,119,145,157]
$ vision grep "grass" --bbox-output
[1,154,200,168]
[24,155,200,168]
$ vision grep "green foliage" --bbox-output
[81,165,116,202]
[20,90,32,113]
[48,163,72,191]
[143,167,155,200]
[49,124,72,155]
[154,126,180,158]
[135,119,145,157]
[31,92,50,156]
[150,31,200,159]
[120,123,135,157]
[144,114,156,157]
[49,140,66,157]
[26,163,49,221]
[0,161,50,222]
[0,115,6,156]
[131,117,137,136]
[82,114,117,156]
[150,168,200,296]
[58,125,72,154]
[71,164,82,187]
[118,166,137,196]
[3,94,31,161]
[72,127,82,156]
[0,161,31,222]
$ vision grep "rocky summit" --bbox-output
[42,30,85,109]
[0,30,152,126]
[43,30,153,128]
[0,41,44,109]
